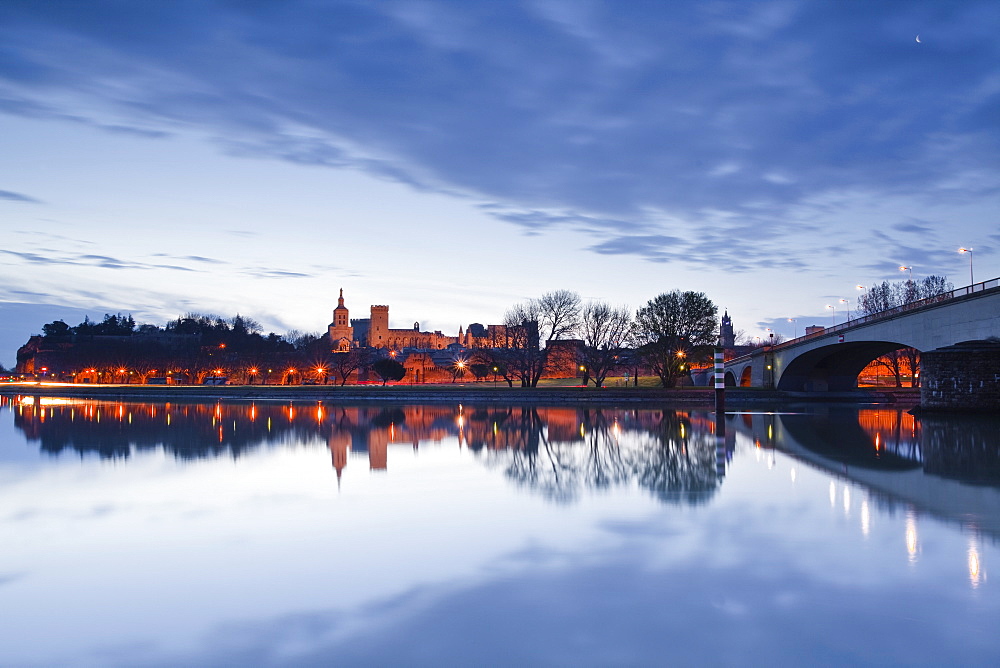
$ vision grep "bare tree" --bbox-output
[330,348,372,386]
[501,290,582,387]
[538,289,582,341]
[579,301,632,387]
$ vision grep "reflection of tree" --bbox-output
[8,398,723,503]
[921,414,1000,486]
[481,408,721,505]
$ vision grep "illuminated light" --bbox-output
[767,424,773,439]
[829,481,836,507]
[679,423,686,439]
[861,500,871,537]
[579,423,586,438]
[457,415,465,428]
[906,513,919,561]
[790,468,796,483]
[968,540,982,588]
[843,486,851,514]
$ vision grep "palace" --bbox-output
[327,289,507,352]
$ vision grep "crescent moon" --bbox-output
[915,35,921,43]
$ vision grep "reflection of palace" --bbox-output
[2,395,729,502]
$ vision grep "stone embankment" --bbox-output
[0,383,903,406]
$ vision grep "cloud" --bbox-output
[241,268,314,279]
[151,253,228,265]
[0,189,41,203]
[0,1,997,269]
[0,250,195,272]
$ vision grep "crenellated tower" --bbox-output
[368,305,389,346]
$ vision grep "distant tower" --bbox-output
[328,288,353,352]
[369,305,389,347]
[720,310,735,348]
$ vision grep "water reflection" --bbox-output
[476,407,726,504]
[5,394,1000,514]
[729,405,1000,550]
[2,394,999,665]
[1,395,733,505]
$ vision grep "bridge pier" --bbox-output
[920,340,1000,412]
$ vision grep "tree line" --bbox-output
[24,289,721,387]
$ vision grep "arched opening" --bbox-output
[777,341,919,392]
[724,371,737,387]
[739,366,752,387]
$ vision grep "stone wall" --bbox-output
[920,340,1000,412]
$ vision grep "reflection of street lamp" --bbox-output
[958,247,974,285]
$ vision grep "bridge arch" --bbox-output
[724,370,737,387]
[777,340,915,392]
[740,366,753,387]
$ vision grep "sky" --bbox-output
[1,0,998,366]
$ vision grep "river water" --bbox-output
[1,394,998,666]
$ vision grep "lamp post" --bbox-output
[787,318,797,338]
[899,265,912,281]
[958,248,974,285]
[826,304,836,325]
[839,298,850,321]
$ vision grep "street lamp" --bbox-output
[899,265,912,281]
[839,298,850,321]
[958,248,974,285]
[826,304,836,325]
[787,318,797,338]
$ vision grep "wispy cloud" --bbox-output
[241,268,313,279]
[0,249,196,272]
[0,189,41,203]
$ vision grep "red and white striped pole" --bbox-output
[714,346,725,414]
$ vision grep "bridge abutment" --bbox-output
[920,340,1000,412]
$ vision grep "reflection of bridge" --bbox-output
[725,278,1000,406]
[729,407,1000,538]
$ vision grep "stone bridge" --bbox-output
[724,277,1000,409]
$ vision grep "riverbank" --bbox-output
[0,382,913,406]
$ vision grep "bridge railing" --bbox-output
[758,276,1000,354]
